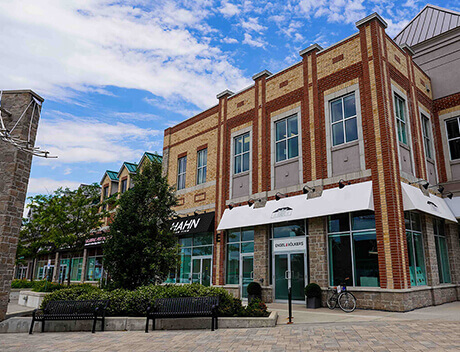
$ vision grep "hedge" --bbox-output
[11,279,66,292]
[41,283,269,317]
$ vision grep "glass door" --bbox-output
[274,252,306,301]
[202,258,212,286]
[240,255,254,299]
[191,257,212,286]
[191,258,201,284]
[274,254,289,300]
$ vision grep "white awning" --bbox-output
[401,182,457,222]
[217,181,374,231]
[445,197,460,218]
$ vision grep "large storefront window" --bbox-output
[86,256,103,281]
[272,220,306,238]
[70,257,83,281]
[177,232,213,285]
[405,212,427,286]
[226,227,254,287]
[328,211,379,287]
[434,218,451,284]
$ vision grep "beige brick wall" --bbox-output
[266,63,303,102]
[317,35,361,80]
[414,65,432,99]
[169,113,218,146]
[227,87,255,118]
[386,38,408,77]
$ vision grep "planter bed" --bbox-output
[0,312,277,334]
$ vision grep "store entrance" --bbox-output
[240,255,254,299]
[273,251,306,301]
[191,256,212,286]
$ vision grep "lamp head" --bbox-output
[438,185,445,193]
[248,199,254,207]
[275,192,284,201]
[422,182,429,190]
[228,204,234,210]
[303,185,315,194]
[447,192,453,200]
[338,179,346,189]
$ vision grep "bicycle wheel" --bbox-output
[338,292,356,312]
[326,290,337,309]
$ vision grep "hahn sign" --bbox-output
[170,212,215,235]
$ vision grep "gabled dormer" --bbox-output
[117,162,137,195]
[138,151,162,171]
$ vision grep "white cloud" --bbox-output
[35,114,161,164]
[143,96,200,118]
[298,0,366,25]
[0,0,251,109]
[222,37,239,44]
[112,112,162,122]
[242,33,266,48]
[27,177,82,195]
[63,167,72,175]
[384,17,411,37]
[220,1,240,17]
[241,17,267,33]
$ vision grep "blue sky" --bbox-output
[0,0,458,201]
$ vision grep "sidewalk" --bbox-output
[267,301,460,325]
[6,299,34,319]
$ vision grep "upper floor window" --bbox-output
[177,156,187,190]
[395,94,408,145]
[445,117,460,160]
[120,179,127,193]
[102,185,109,211]
[234,133,250,174]
[196,148,207,185]
[275,115,298,162]
[421,114,433,159]
[330,93,358,146]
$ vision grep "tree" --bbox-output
[103,158,179,289]
[22,184,105,285]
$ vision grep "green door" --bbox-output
[290,253,305,301]
[274,252,306,301]
[275,254,289,300]
[241,256,254,298]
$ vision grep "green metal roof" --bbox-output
[144,152,162,163]
[100,170,119,185]
[124,162,138,173]
[106,170,119,181]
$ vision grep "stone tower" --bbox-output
[0,90,43,321]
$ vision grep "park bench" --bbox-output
[29,300,110,334]
[145,296,219,332]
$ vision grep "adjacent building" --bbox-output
[162,7,460,311]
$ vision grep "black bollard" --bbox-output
[287,287,293,324]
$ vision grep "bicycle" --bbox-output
[326,278,356,313]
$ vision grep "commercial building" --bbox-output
[162,7,460,310]
[14,152,161,285]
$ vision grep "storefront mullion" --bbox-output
[405,212,427,286]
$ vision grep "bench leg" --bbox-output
[145,317,149,333]
[41,320,45,333]
[29,318,34,335]
[92,318,97,334]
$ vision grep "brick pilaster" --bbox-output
[422,215,440,286]
[253,225,269,285]
[0,91,42,321]
[308,217,328,287]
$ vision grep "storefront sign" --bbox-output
[273,237,306,253]
[170,212,215,235]
[271,207,293,219]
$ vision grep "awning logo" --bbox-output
[271,207,293,219]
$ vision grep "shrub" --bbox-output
[247,282,262,296]
[240,298,269,317]
[41,283,270,318]
[11,279,35,289]
[11,279,66,292]
[304,283,322,298]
